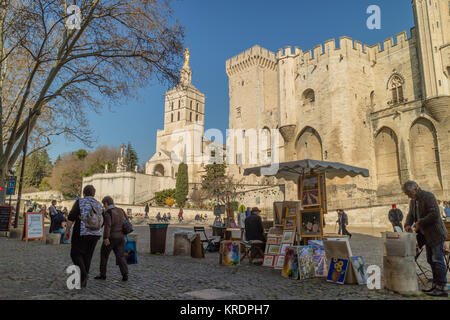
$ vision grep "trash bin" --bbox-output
[149,224,169,254]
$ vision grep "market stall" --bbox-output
[238,159,371,284]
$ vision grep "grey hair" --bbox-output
[402,181,419,192]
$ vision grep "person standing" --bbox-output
[336,209,352,238]
[403,181,448,297]
[64,185,103,288]
[388,204,404,232]
[144,203,149,219]
[178,207,183,222]
[95,196,128,282]
[49,200,59,233]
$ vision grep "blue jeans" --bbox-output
[54,228,69,244]
[426,241,447,287]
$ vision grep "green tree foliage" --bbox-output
[75,149,88,160]
[21,150,53,192]
[175,163,189,208]
[201,163,227,198]
[125,142,139,171]
[154,189,176,206]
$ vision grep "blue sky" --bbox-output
[47,0,415,165]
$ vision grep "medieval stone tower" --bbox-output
[226,0,450,220]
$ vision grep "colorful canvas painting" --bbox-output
[326,258,349,284]
[282,231,295,244]
[267,244,281,255]
[351,256,367,285]
[222,241,240,266]
[302,190,319,206]
[297,246,316,280]
[282,247,299,280]
[301,210,322,237]
[308,240,324,252]
[312,249,327,277]
[274,255,285,269]
[263,255,275,267]
[284,217,296,230]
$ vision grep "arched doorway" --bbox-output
[153,164,165,177]
[374,127,401,195]
[295,127,323,160]
[409,118,442,193]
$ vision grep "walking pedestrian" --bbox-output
[403,181,448,297]
[95,196,128,282]
[145,203,149,219]
[64,185,103,288]
[336,209,352,238]
[388,204,404,232]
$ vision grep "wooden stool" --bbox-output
[241,240,265,264]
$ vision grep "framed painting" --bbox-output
[282,230,295,244]
[263,255,275,267]
[297,246,316,280]
[283,217,296,230]
[286,206,297,218]
[267,244,281,255]
[326,258,349,284]
[267,236,281,245]
[300,209,323,238]
[274,255,285,269]
[280,243,290,256]
[299,174,321,208]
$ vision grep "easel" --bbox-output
[23,212,45,242]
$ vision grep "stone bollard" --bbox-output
[9,227,23,239]
[46,233,61,245]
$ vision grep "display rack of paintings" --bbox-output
[264,227,283,268]
[300,209,323,238]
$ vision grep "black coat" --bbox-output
[244,213,265,242]
[405,189,448,247]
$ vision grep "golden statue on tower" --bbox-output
[183,48,190,68]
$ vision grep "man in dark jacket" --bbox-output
[403,181,448,297]
[95,196,128,282]
[336,209,352,238]
[245,207,266,242]
[388,204,404,232]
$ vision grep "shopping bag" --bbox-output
[123,235,137,264]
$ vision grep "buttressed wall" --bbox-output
[226,0,450,213]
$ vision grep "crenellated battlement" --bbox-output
[226,45,277,76]
[226,28,417,76]
[274,28,417,65]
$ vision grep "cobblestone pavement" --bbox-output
[0,225,447,300]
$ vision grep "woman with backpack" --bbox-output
[64,185,104,288]
[94,196,129,282]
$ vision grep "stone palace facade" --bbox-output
[225,0,450,214]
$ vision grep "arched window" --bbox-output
[189,112,192,121]
[190,100,192,109]
[177,112,180,121]
[178,100,181,109]
[196,114,199,122]
[388,74,405,105]
[171,113,173,122]
[302,89,315,104]
[196,103,199,112]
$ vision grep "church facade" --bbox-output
[225,0,450,215]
